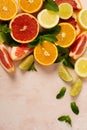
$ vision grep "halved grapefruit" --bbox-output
[55,0,82,10]
[9,13,39,43]
[10,44,34,61]
[69,31,87,60]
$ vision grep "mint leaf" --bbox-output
[56,87,66,99]
[0,24,11,33]
[44,0,59,12]
[28,62,37,71]
[71,102,79,115]
[58,115,72,126]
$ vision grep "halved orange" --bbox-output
[55,22,76,48]
[18,0,43,14]
[34,41,58,66]
[0,0,18,21]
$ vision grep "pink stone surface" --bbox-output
[0,0,87,130]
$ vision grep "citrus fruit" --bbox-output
[10,44,34,61]
[18,0,43,14]
[58,65,73,82]
[69,31,87,60]
[37,9,59,29]
[58,3,73,20]
[0,0,18,21]
[9,13,39,44]
[0,44,14,73]
[55,0,82,10]
[70,78,82,96]
[34,41,58,66]
[19,54,34,70]
[75,57,87,77]
[55,22,76,48]
[78,9,87,30]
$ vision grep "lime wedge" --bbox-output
[58,65,73,82]
[70,78,82,96]
[19,54,34,70]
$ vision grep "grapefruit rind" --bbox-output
[9,13,39,44]
[75,57,87,77]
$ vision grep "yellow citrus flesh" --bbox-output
[34,41,58,66]
[59,3,73,19]
[19,0,43,13]
[37,9,59,29]
[75,57,87,77]
[0,0,18,21]
[55,22,76,48]
[78,9,87,30]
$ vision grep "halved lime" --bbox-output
[58,65,73,82]
[59,3,73,19]
[19,54,34,70]
[70,78,82,96]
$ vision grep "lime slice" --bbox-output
[70,78,82,96]
[37,9,59,29]
[58,65,73,82]
[78,9,87,29]
[19,54,34,70]
[75,57,87,77]
[59,3,73,19]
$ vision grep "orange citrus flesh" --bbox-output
[55,22,76,48]
[18,0,43,13]
[34,41,58,66]
[0,0,18,21]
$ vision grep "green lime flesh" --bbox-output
[70,78,82,96]
[58,65,73,82]
[19,54,34,70]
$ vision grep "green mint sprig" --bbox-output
[58,115,72,126]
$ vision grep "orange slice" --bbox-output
[55,22,76,48]
[0,0,18,21]
[34,41,58,66]
[18,0,43,14]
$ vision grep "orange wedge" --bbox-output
[34,41,58,66]
[55,22,76,48]
[0,0,18,21]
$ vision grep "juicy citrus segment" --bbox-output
[69,31,87,60]
[0,0,18,21]
[59,3,73,19]
[75,57,87,77]
[70,78,82,96]
[78,9,87,30]
[58,65,73,82]
[19,0,43,13]
[55,22,76,48]
[19,54,34,70]
[9,13,39,43]
[37,9,59,29]
[34,41,58,66]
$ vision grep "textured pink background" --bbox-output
[0,0,87,130]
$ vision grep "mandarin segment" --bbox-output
[0,0,18,21]
[55,22,76,48]
[34,41,58,66]
[18,0,43,13]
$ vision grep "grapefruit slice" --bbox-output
[10,44,34,61]
[0,44,14,73]
[9,13,39,43]
[69,31,87,60]
[55,0,82,10]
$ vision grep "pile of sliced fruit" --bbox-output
[0,0,87,78]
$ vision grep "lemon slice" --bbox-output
[37,9,59,29]
[59,3,73,19]
[58,65,73,82]
[70,78,82,96]
[78,9,87,29]
[75,57,87,77]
